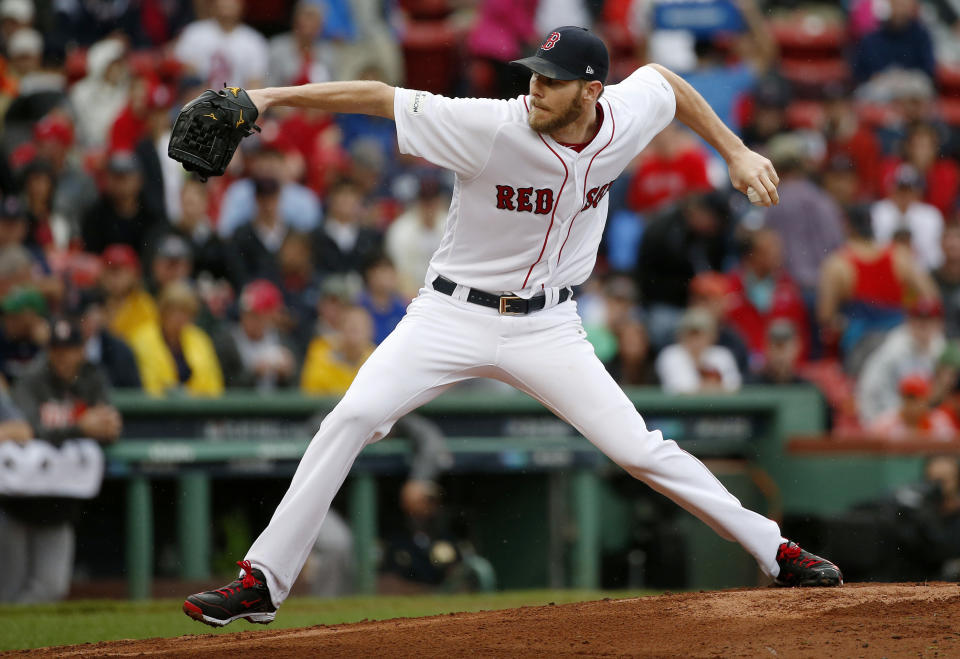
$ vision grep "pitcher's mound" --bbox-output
[23,583,960,657]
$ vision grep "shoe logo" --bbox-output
[241,599,261,608]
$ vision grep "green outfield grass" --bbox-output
[0,589,653,652]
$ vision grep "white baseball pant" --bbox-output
[246,289,785,605]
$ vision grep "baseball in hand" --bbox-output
[746,186,762,205]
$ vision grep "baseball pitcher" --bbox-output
[177,26,841,628]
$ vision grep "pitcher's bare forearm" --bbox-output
[648,64,746,160]
[648,63,779,205]
[249,81,396,119]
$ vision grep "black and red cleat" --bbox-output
[183,560,277,627]
[774,541,843,587]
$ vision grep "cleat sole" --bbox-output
[182,599,276,627]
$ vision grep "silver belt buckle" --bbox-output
[499,296,525,315]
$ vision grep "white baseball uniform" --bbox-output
[245,66,785,605]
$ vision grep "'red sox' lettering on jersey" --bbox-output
[495,185,554,214]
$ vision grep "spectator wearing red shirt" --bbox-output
[880,122,960,218]
[725,228,809,371]
[626,123,711,214]
[822,83,883,200]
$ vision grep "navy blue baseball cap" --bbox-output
[511,26,609,84]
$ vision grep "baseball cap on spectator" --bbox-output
[767,318,797,343]
[1,286,46,315]
[766,134,805,172]
[894,163,924,190]
[107,151,141,176]
[253,176,280,197]
[907,297,943,318]
[48,316,84,348]
[510,25,609,83]
[146,83,173,110]
[8,27,41,58]
[899,374,931,398]
[1,0,34,23]
[33,115,74,147]
[102,244,140,270]
[689,272,729,299]
[753,75,792,108]
[0,196,25,221]
[156,234,192,261]
[240,279,283,314]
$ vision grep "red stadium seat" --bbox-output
[938,98,960,126]
[781,58,850,97]
[771,20,844,55]
[937,64,960,98]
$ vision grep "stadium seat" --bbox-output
[786,100,825,130]
[781,58,850,98]
[937,64,960,98]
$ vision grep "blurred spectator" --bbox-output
[53,0,145,49]
[137,0,194,48]
[853,0,935,84]
[871,163,944,270]
[74,289,140,389]
[936,225,960,339]
[748,319,806,386]
[467,0,538,99]
[822,85,883,200]
[0,196,49,274]
[80,152,165,258]
[147,234,195,294]
[868,374,957,439]
[739,74,791,151]
[99,244,158,346]
[0,0,34,48]
[13,115,96,239]
[626,123,712,214]
[0,243,33,299]
[3,316,120,604]
[277,231,321,351]
[820,155,863,208]
[3,28,67,135]
[326,0,403,86]
[267,1,338,87]
[169,178,232,284]
[301,305,374,395]
[818,204,936,357]
[357,253,407,345]
[725,228,810,370]
[881,122,960,218]
[129,281,224,396]
[68,38,129,147]
[688,272,750,375]
[0,286,48,384]
[857,298,946,423]
[21,160,58,250]
[312,178,382,277]
[113,81,173,220]
[385,175,447,299]
[606,319,658,386]
[217,146,321,239]
[762,134,845,298]
[227,176,286,285]
[173,0,268,90]
[581,274,639,363]
[635,191,732,349]
[230,279,298,391]
[655,307,742,394]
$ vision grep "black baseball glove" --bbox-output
[167,86,260,181]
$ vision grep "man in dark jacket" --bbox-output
[74,289,141,389]
[311,179,382,277]
[1,317,121,602]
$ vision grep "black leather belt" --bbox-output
[432,275,571,315]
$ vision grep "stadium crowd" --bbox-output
[1,0,960,441]
[3,0,960,599]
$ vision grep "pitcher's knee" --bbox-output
[323,399,391,439]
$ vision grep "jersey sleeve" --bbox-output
[612,65,677,152]
[393,88,516,179]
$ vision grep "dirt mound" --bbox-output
[17,583,960,658]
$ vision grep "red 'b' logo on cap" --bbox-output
[541,32,560,51]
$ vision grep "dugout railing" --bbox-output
[105,386,826,599]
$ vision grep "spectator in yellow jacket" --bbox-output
[130,281,224,396]
[301,306,374,395]
[100,244,158,345]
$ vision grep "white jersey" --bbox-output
[393,65,676,297]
